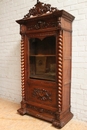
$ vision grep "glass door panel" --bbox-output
[29,36,56,81]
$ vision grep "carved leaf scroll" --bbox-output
[23,1,58,19]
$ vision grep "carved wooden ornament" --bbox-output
[23,1,57,19]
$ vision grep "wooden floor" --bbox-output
[0,98,87,130]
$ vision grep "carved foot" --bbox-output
[17,108,26,115]
[52,120,65,129]
[17,101,27,115]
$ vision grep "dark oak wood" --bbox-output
[16,1,75,129]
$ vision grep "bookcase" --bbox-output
[16,1,75,128]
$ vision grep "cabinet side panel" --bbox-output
[61,18,72,31]
[62,83,71,111]
[63,60,71,83]
[63,31,71,58]
[62,30,72,112]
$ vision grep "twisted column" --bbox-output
[58,30,63,112]
[21,35,25,101]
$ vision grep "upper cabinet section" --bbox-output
[16,1,75,33]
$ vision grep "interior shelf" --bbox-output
[30,55,56,57]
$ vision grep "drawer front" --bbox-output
[26,80,57,107]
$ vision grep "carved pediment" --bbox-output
[23,1,58,19]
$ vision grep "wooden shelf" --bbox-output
[30,55,56,57]
[30,73,56,81]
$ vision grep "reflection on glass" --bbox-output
[29,36,56,81]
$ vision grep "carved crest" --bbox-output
[23,1,58,19]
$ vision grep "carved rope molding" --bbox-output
[58,30,63,112]
[23,1,57,19]
[32,88,52,101]
[21,35,25,101]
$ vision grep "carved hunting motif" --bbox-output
[32,88,52,101]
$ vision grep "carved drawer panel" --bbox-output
[27,83,57,108]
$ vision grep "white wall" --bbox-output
[0,0,87,122]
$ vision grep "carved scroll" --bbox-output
[23,1,57,19]
[57,30,63,112]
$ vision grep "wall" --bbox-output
[0,0,87,122]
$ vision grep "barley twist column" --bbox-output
[58,30,63,112]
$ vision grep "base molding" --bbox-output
[52,112,73,129]
[17,102,73,129]
[17,108,26,115]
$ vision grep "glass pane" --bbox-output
[29,36,56,81]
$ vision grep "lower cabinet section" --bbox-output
[17,101,73,129]
[27,83,57,108]
[26,104,56,122]
[17,79,73,129]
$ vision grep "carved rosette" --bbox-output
[57,30,63,112]
[21,35,25,101]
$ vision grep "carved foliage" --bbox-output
[32,88,52,101]
[23,2,57,19]
[28,104,54,115]
[35,20,46,29]
[28,20,58,30]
